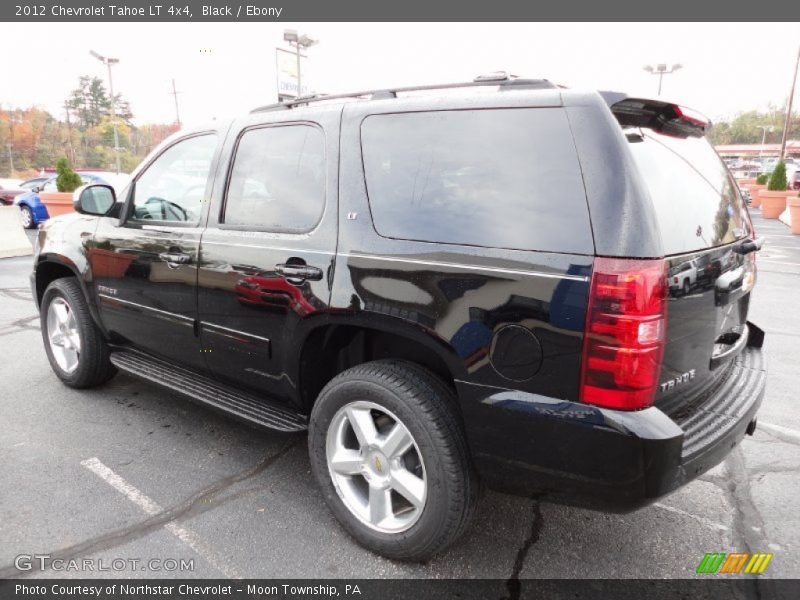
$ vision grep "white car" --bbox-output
[670,258,698,296]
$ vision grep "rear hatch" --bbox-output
[622,112,757,416]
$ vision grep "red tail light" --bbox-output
[580,257,668,410]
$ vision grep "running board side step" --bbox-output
[109,350,308,433]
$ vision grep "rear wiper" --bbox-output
[734,237,764,255]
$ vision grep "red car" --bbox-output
[0,183,27,205]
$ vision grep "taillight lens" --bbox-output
[580,257,668,410]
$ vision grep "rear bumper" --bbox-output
[459,344,766,512]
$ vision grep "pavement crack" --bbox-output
[0,436,301,579]
[504,499,542,600]
[722,449,768,597]
[0,314,39,337]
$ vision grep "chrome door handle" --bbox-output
[158,251,192,266]
[275,263,323,281]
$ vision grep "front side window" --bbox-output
[224,124,326,232]
[131,134,217,224]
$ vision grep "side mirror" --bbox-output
[73,184,116,216]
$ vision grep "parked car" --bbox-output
[0,182,27,205]
[669,258,699,296]
[19,176,51,190]
[30,76,766,561]
[791,168,800,191]
[14,172,130,228]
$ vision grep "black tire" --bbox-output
[20,205,34,229]
[308,360,479,561]
[40,278,116,388]
[682,280,690,296]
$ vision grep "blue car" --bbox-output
[15,173,119,229]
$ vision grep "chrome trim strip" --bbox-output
[201,322,271,344]
[341,253,589,281]
[98,294,194,325]
[200,239,334,255]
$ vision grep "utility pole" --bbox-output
[63,101,76,165]
[170,79,182,127]
[779,45,800,160]
[6,143,13,176]
[90,50,121,174]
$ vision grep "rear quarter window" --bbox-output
[627,131,752,255]
[360,108,593,254]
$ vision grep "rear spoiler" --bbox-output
[599,92,711,139]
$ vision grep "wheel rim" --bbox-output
[326,401,427,533]
[20,207,32,228]
[47,297,81,374]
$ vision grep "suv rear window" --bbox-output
[360,108,593,254]
[627,131,752,255]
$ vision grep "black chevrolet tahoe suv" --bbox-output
[32,75,767,561]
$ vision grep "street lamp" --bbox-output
[90,49,121,174]
[643,63,683,96]
[756,125,774,157]
[283,29,318,98]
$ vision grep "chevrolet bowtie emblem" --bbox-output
[374,456,383,473]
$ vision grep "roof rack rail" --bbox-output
[250,72,557,113]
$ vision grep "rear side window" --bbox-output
[360,108,593,254]
[224,124,325,232]
[628,131,751,255]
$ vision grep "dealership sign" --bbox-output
[276,48,309,100]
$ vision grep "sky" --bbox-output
[1,22,798,127]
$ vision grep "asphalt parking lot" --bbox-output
[1,211,798,582]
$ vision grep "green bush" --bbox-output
[55,158,82,193]
[756,173,769,185]
[767,160,788,191]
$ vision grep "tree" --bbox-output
[768,161,788,191]
[55,158,82,193]
[67,76,111,130]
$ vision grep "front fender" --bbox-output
[34,214,106,336]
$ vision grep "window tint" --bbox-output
[224,125,325,232]
[360,108,592,254]
[628,131,751,255]
[132,134,217,224]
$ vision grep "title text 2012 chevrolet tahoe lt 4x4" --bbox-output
[32,75,766,560]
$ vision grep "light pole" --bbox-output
[283,29,318,98]
[779,45,799,160]
[90,50,121,174]
[757,125,774,157]
[643,63,683,96]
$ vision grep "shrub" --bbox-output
[756,173,769,185]
[767,160,788,191]
[55,158,82,193]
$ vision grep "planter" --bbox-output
[38,192,75,218]
[736,178,757,187]
[788,197,800,234]
[746,184,767,208]
[760,190,794,219]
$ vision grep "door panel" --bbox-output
[197,108,341,404]
[90,131,225,369]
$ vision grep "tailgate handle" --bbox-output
[734,237,764,255]
[709,325,749,371]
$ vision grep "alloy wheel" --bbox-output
[326,401,427,533]
[47,297,81,373]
